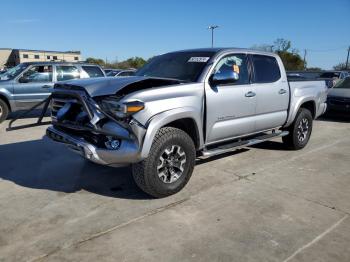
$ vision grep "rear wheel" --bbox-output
[132,127,196,198]
[283,108,313,150]
[0,99,9,123]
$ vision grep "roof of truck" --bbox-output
[170,47,277,57]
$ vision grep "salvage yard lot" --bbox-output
[0,117,350,262]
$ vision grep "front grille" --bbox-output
[51,97,80,119]
[51,94,89,124]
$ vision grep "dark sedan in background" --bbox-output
[327,77,350,114]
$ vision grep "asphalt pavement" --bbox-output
[0,116,349,262]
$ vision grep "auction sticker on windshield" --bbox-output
[188,57,210,63]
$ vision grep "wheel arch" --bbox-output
[140,107,204,159]
[0,93,11,112]
[285,97,317,127]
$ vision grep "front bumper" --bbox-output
[47,126,141,167]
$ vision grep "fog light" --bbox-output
[105,139,121,150]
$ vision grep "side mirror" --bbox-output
[211,70,239,85]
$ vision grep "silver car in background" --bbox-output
[105,69,136,77]
[0,62,105,122]
[327,76,350,114]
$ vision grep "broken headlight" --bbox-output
[99,99,145,118]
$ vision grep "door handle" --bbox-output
[245,91,256,97]
[42,85,51,89]
[279,89,287,94]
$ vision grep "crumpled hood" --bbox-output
[328,88,350,99]
[55,76,182,97]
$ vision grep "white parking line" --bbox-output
[282,215,349,262]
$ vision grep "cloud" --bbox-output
[7,19,40,24]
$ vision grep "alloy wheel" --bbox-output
[297,118,309,142]
[157,145,187,183]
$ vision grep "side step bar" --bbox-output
[199,131,289,158]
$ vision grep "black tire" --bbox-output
[0,99,9,124]
[132,127,196,198]
[283,108,313,150]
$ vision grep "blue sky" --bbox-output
[1,0,349,69]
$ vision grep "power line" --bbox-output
[306,46,348,52]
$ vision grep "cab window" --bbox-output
[19,65,53,83]
[252,55,281,83]
[213,54,249,85]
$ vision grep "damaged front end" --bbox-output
[46,86,147,166]
[7,76,184,166]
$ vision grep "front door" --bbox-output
[205,53,256,144]
[14,65,54,109]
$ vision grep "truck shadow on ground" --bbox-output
[0,136,289,199]
[0,137,151,200]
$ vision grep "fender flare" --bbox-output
[139,107,203,158]
[285,97,316,127]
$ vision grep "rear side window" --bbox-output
[82,66,104,78]
[56,66,80,81]
[252,55,281,83]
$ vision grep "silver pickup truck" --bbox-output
[11,48,327,198]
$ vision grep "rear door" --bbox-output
[250,54,290,131]
[205,53,257,144]
[14,64,54,109]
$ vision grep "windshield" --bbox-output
[136,51,215,82]
[0,64,28,80]
[333,77,350,89]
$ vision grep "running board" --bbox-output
[199,131,289,158]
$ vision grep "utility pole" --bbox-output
[303,49,307,70]
[346,46,350,70]
[208,25,219,48]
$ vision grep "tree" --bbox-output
[333,63,347,70]
[85,57,105,66]
[122,57,147,69]
[85,56,147,69]
[252,38,306,70]
[277,51,305,70]
[272,39,305,70]
[273,38,291,52]
[306,67,322,71]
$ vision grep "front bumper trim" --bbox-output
[46,126,141,167]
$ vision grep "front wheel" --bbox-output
[0,99,9,124]
[132,127,196,198]
[283,108,313,150]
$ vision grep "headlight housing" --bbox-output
[99,99,145,118]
